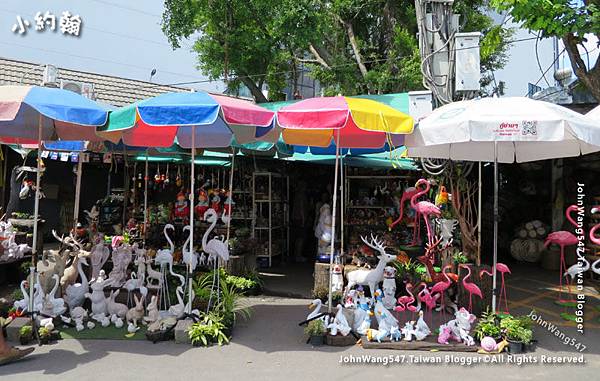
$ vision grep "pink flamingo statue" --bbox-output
[411,179,441,246]
[479,263,511,314]
[389,187,419,242]
[590,207,600,278]
[393,300,406,323]
[544,205,578,303]
[398,282,418,321]
[418,285,439,326]
[431,264,457,321]
[459,264,482,313]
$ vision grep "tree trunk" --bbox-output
[342,20,368,79]
[308,44,332,69]
[240,76,269,103]
[563,33,600,101]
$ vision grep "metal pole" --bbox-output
[73,154,83,230]
[226,149,235,242]
[492,142,498,313]
[143,150,148,246]
[29,115,43,312]
[477,161,482,265]
[340,155,344,257]
[327,131,341,313]
[187,128,195,314]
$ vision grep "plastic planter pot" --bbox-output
[507,339,524,354]
[309,335,324,346]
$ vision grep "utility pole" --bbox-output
[415,0,480,106]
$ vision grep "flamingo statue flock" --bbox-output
[544,205,579,303]
[411,179,441,246]
[458,264,482,313]
[479,263,511,314]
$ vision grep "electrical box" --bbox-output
[454,32,481,92]
[408,91,433,122]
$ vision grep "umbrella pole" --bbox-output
[29,115,43,314]
[340,155,344,257]
[328,134,341,313]
[187,129,195,314]
[477,161,482,265]
[143,150,148,247]
[226,148,235,242]
[73,154,83,231]
[492,142,498,313]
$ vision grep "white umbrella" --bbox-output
[406,97,600,313]
[587,105,600,121]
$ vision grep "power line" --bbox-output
[87,0,162,18]
[0,41,205,81]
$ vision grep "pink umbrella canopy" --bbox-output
[276,96,413,148]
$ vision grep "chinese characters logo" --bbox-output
[12,11,82,37]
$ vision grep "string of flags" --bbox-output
[40,151,125,164]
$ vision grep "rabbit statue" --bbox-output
[126,294,145,328]
[107,290,129,318]
[144,295,159,324]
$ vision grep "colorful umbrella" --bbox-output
[97,91,276,148]
[276,96,413,147]
[0,85,108,144]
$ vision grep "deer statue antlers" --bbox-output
[360,234,387,256]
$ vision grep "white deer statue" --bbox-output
[344,234,398,297]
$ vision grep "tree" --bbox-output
[163,0,511,102]
[492,0,600,101]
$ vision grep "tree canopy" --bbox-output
[163,0,511,102]
[492,0,600,100]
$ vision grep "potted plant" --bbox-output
[501,316,533,354]
[304,319,325,346]
[38,326,52,345]
[19,325,33,345]
[187,312,230,347]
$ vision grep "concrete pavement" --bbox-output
[1,296,598,381]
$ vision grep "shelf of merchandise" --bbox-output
[252,172,289,267]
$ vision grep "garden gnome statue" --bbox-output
[223,190,234,216]
[210,190,221,214]
[315,203,333,257]
[173,191,189,224]
[382,266,397,309]
[195,189,209,217]
[331,263,344,293]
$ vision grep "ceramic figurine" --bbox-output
[70,306,87,320]
[126,295,145,328]
[89,235,110,281]
[87,321,96,330]
[86,276,113,317]
[307,299,323,321]
[144,295,160,324]
[327,304,351,336]
[167,286,187,318]
[107,240,133,287]
[389,325,402,341]
[13,280,29,311]
[202,209,230,265]
[210,190,221,214]
[315,204,333,257]
[373,290,399,337]
[195,190,209,219]
[107,290,129,318]
[182,226,200,271]
[173,191,190,223]
[223,190,234,216]
[114,317,124,329]
[43,274,66,316]
[65,257,89,310]
[331,263,344,293]
[381,266,397,309]
[437,307,476,346]
[357,311,372,336]
[414,311,430,341]
[344,235,398,297]
[401,321,416,341]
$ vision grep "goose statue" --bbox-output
[182,225,200,272]
[202,209,229,265]
[327,304,351,336]
[13,280,29,311]
[65,256,89,310]
[307,298,323,321]
[167,286,186,318]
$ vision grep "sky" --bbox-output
[0,0,223,92]
[0,1,597,98]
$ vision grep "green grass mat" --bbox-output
[60,325,147,340]
[559,313,578,322]
[553,300,578,308]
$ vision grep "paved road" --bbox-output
[1,297,598,381]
